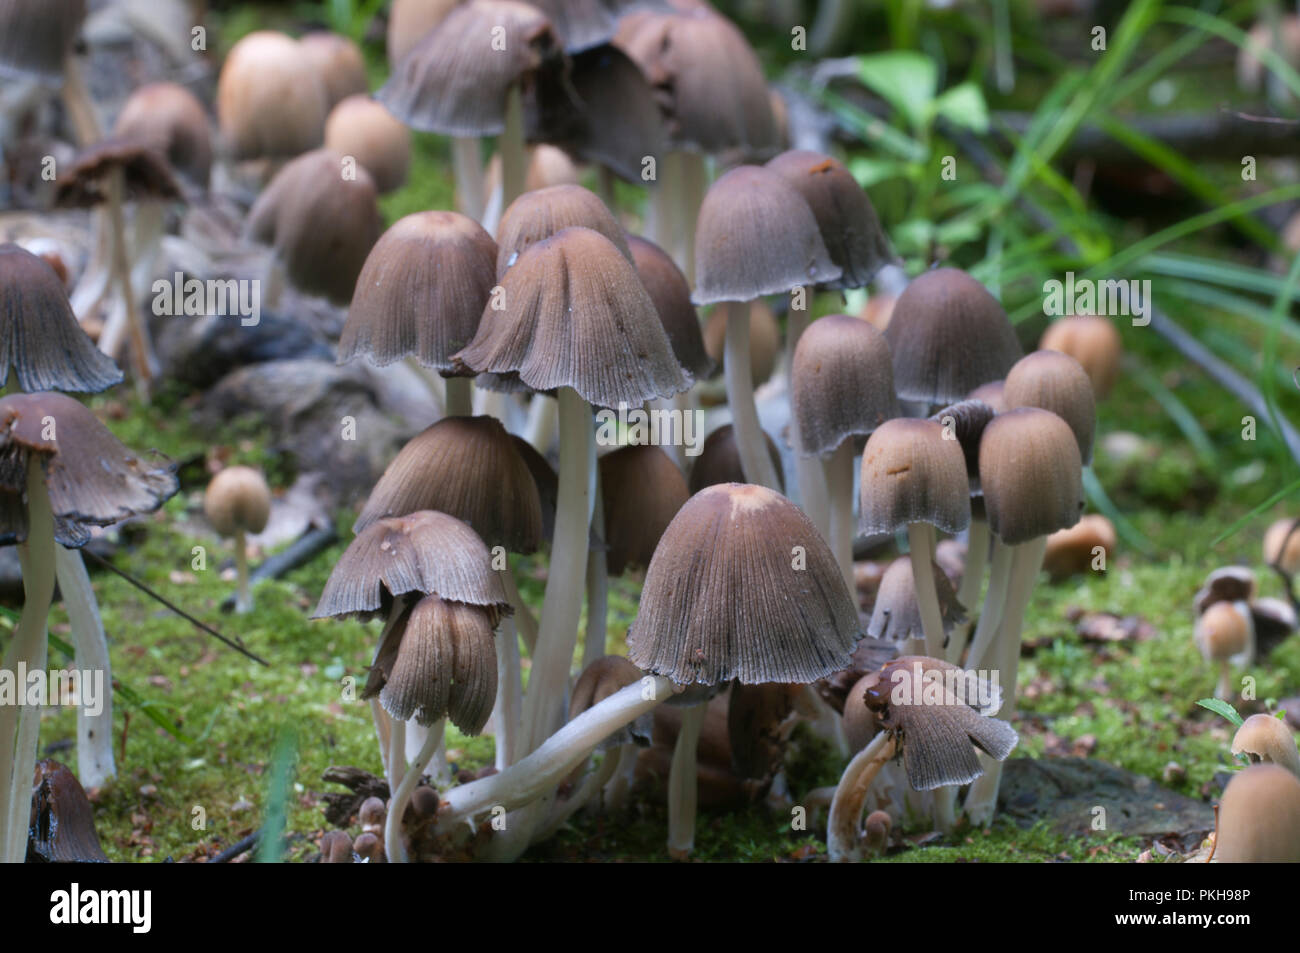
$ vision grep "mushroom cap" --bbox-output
[510,434,557,541]
[967,379,1005,413]
[842,673,879,753]
[1213,763,1300,862]
[599,443,690,574]
[692,165,840,304]
[858,417,971,536]
[866,556,966,644]
[353,415,543,554]
[928,399,995,488]
[1042,514,1116,581]
[319,830,353,863]
[0,392,177,547]
[0,244,123,393]
[203,465,271,537]
[314,509,511,621]
[28,758,107,863]
[627,483,860,685]
[244,149,382,305]
[627,236,713,382]
[52,139,184,208]
[0,0,85,81]
[978,408,1084,544]
[884,268,1023,406]
[1194,566,1257,615]
[366,594,498,732]
[688,423,783,494]
[112,82,213,189]
[1231,714,1300,777]
[452,226,688,409]
[764,149,894,290]
[494,184,632,280]
[1264,518,1300,575]
[216,31,328,160]
[324,95,412,194]
[530,0,662,52]
[1003,349,1097,464]
[791,313,899,456]
[1195,600,1253,666]
[1252,596,1298,656]
[702,298,779,387]
[377,0,561,137]
[1039,315,1122,399]
[340,211,497,372]
[299,31,369,110]
[387,0,460,67]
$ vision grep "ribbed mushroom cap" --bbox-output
[203,465,271,537]
[614,7,777,160]
[340,211,497,371]
[0,0,84,81]
[1039,315,1122,399]
[884,268,1022,405]
[858,418,971,536]
[216,31,328,160]
[511,434,557,541]
[791,314,898,456]
[244,149,382,305]
[531,0,663,52]
[967,379,1005,413]
[377,0,561,137]
[387,0,460,67]
[300,32,369,109]
[628,236,713,382]
[365,594,498,732]
[0,244,122,393]
[0,392,177,547]
[860,655,1017,790]
[929,399,995,489]
[764,149,894,290]
[354,415,543,553]
[452,226,688,409]
[112,82,213,189]
[569,654,651,748]
[599,444,690,574]
[1232,714,1300,777]
[626,483,859,685]
[866,557,966,644]
[313,509,510,620]
[1194,566,1257,615]
[1042,514,1115,581]
[28,759,108,863]
[324,95,412,194]
[689,424,783,494]
[1003,350,1097,464]
[1195,600,1253,666]
[495,185,632,279]
[842,673,879,753]
[702,298,779,386]
[52,139,184,207]
[692,165,840,304]
[978,408,1083,544]
[1213,763,1300,862]
[1265,519,1300,575]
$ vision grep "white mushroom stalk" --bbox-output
[824,440,856,593]
[444,375,473,418]
[386,717,444,864]
[725,301,781,490]
[948,517,990,663]
[964,537,1015,670]
[583,480,609,670]
[499,86,526,217]
[827,732,898,863]
[667,702,706,858]
[451,137,486,223]
[54,546,115,788]
[907,522,948,659]
[493,615,522,771]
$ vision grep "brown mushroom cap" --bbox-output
[0,392,178,547]
[510,434,557,541]
[1194,566,1257,615]
[1264,519,1300,575]
[702,298,779,387]
[1195,600,1253,665]
[627,483,860,685]
[1212,763,1300,862]
[978,408,1084,544]
[353,415,543,553]
[28,758,108,863]
[866,557,966,644]
[319,830,353,863]
[1042,514,1116,581]
[1039,315,1122,399]
[0,0,85,81]
[52,139,184,207]
[216,31,328,160]
[692,165,840,304]
[340,211,497,372]
[324,95,412,194]
[791,313,898,456]
[0,244,122,393]
[858,417,971,536]
[1231,714,1300,776]
[387,0,460,67]
[627,235,713,382]
[967,379,1005,413]
[313,509,511,621]
[599,444,690,574]
[203,465,271,537]
[764,149,894,290]
[728,682,799,783]
[929,399,995,489]
[884,268,1023,406]
[688,424,783,494]
[494,184,632,280]
[452,226,688,409]
[300,32,369,110]
[1003,349,1097,464]
[842,673,879,753]
[112,82,213,189]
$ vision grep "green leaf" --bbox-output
[848,156,909,188]
[857,51,937,130]
[1196,698,1245,728]
[933,82,989,133]
[1211,477,1300,546]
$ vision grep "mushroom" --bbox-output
[701,298,780,392]
[216,31,329,163]
[1211,763,1300,862]
[387,0,459,67]
[203,465,272,614]
[1231,714,1300,777]
[318,830,354,863]
[28,759,108,862]
[0,0,98,144]
[324,95,412,195]
[1039,314,1122,399]
[867,556,966,646]
[1195,601,1254,702]
[1264,517,1300,578]
[299,31,369,110]
[1003,349,1097,463]
[628,235,714,385]
[1042,514,1116,581]
[494,183,632,278]
[688,423,783,494]
[1194,566,1257,615]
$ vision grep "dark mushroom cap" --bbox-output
[858,417,971,536]
[866,556,966,644]
[28,758,107,863]
[530,0,662,52]
[324,94,412,194]
[978,407,1084,544]
[353,415,543,553]
[113,82,213,189]
[0,0,85,82]
[791,313,898,456]
[689,423,783,494]
[300,31,369,110]
[628,236,712,382]
[452,226,687,409]
[378,0,561,137]
[0,244,122,393]
[929,398,996,488]
[319,830,353,863]
[764,149,894,289]
[52,139,184,207]
[340,211,497,372]
[884,268,1023,406]
[244,149,382,305]
[599,444,690,574]
[627,483,860,685]
[1194,566,1257,615]
[314,508,511,621]
[203,465,271,537]
[1003,349,1097,464]
[494,184,632,280]
[510,434,557,541]
[216,31,329,160]
[692,165,840,304]
[0,392,177,548]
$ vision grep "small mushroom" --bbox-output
[1042,514,1116,581]
[1039,315,1122,399]
[204,466,271,614]
[1231,714,1300,777]
[1195,601,1254,702]
[1212,763,1300,862]
[318,830,353,863]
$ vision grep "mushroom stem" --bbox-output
[667,701,706,858]
[501,562,536,656]
[54,546,116,789]
[451,137,486,223]
[127,201,166,314]
[827,731,898,863]
[444,375,473,418]
[385,718,443,864]
[70,210,114,324]
[678,152,708,285]
[1217,661,1235,702]
[524,394,556,454]
[0,464,56,862]
[60,51,101,146]
[582,478,608,670]
[371,698,392,777]
[648,153,682,268]
[725,300,781,490]
[535,748,620,842]
[965,537,1014,670]
[907,522,946,659]
[403,358,447,415]
[233,528,252,614]
[500,85,526,213]
[387,717,407,804]
[948,517,989,663]
[824,440,856,594]
[493,616,522,770]
[102,167,157,394]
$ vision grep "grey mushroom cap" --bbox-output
[0,0,85,82]
[978,407,1084,544]
[530,0,667,52]
[689,424,784,494]
[628,235,713,382]
[1003,349,1097,464]
[858,417,971,536]
[791,313,899,456]
[866,557,967,644]
[494,184,632,280]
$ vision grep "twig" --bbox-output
[210,830,260,864]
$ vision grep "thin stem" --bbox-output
[385,719,443,864]
[679,152,708,286]
[501,562,537,656]
[827,732,898,862]
[234,528,251,614]
[452,137,486,223]
[500,86,526,212]
[387,718,406,806]
[493,615,522,770]
[104,168,156,392]
[966,537,1014,670]
[583,477,608,671]
[825,441,856,595]
[725,300,780,489]
[371,698,391,778]
[54,546,116,789]
[524,394,557,454]
[444,376,473,418]
[948,517,990,663]
[667,702,706,858]
[60,52,101,146]
[907,522,946,658]
[404,358,446,416]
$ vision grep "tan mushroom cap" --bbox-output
[703,298,779,387]
[842,673,879,753]
[113,82,213,189]
[967,379,1005,413]
[866,556,966,644]
[627,236,713,382]
[1264,519,1300,575]
[1212,763,1300,862]
[216,31,328,160]
[313,509,510,621]
[791,314,899,456]
[494,184,632,280]
[978,408,1084,544]
[0,0,85,81]
[203,465,271,538]
[387,0,460,67]
[688,423,783,494]
[1231,714,1300,777]
[627,483,860,685]
[1003,349,1097,464]
[1042,514,1116,580]
[299,32,369,109]
[324,95,412,194]
[1039,315,1122,399]
[52,139,185,207]
[1195,600,1253,665]
[599,444,690,575]
[858,417,971,536]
